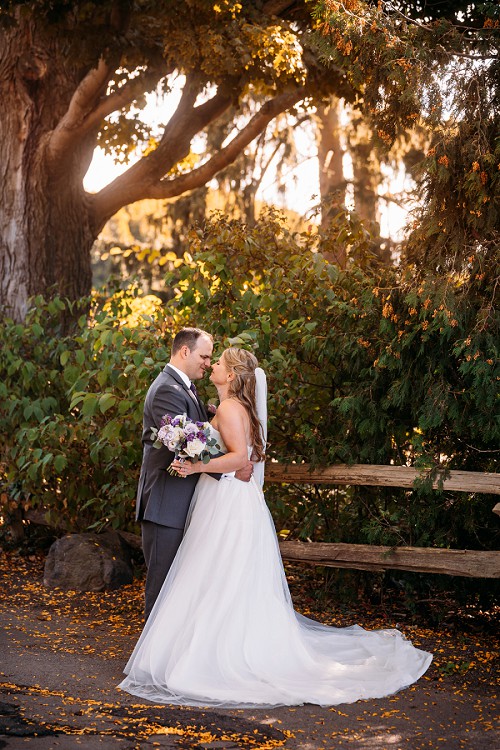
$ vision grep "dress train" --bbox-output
[119,439,432,707]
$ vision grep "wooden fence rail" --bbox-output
[266,463,500,578]
[265,463,500,494]
[278,541,500,578]
[24,463,500,578]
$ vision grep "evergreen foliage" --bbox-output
[311,1,500,273]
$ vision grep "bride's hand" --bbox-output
[170,458,198,477]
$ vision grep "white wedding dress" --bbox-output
[119,429,432,708]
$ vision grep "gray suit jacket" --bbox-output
[136,365,210,529]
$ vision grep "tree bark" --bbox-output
[0,17,96,321]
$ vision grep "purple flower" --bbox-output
[152,413,219,463]
[187,432,206,444]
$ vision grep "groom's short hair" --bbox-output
[172,327,213,355]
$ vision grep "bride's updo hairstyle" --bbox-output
[222,347,265,463]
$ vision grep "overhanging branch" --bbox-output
[46,56,118,165]
[148,88,307,200]
[83,65,168,132]
[91,78,235,229]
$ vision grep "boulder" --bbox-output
[44,531,134,591]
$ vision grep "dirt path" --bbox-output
[0,552,498,749]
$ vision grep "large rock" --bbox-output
[44,531,134,591]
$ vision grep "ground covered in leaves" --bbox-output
[0,549,498,749]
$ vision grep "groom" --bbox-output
[137,327,252,619]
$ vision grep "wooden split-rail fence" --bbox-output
[264,463,500,579]
[24,462,499,579]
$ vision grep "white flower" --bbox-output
[157,425,172,442]
[163,426,183,451]
[183,422,198,435]
[184,437,206,458]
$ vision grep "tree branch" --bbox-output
[256,138,285,193]
[148,88,307,200]
[91,77,235,229]
[153,76,227,159]
[46,55,117,164]
[83,65,168,132]
[64,57,115,126]
[45,57,120,170]
[44,0,152,165]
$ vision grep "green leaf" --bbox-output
[99,393,117,414]
[27,464,39,480]
[75,350,85,366]
[133,352,144,366]
[81,394,99,417]
[101,420,121,440]
[69,392,86,410]
[54,455,67,472]
[118,399,132,415]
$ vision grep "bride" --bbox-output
[119,347,432,707]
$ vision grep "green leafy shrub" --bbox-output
[0,293,169,534]
[163,210,498,551]
[1,210,498,572]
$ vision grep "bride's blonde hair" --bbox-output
[222,348,265,462]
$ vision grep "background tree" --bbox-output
[191,100,302,226]
[312,0,499,275]
[315,97,345,226]
[90,102,307,297]
[0,0,356,321]
[90,196,207,299]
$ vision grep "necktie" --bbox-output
[189,383,199,400]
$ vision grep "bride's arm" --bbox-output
[171,400,249,475]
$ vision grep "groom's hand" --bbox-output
[235,460,253,483]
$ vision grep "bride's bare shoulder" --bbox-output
[211,400,244,431]
[216,398,248,424]
[216,399,250,444]
[217,398,246,415]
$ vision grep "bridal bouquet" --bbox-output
[151,413,220,476]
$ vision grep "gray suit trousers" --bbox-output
[142,521,184,621]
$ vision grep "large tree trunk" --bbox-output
[0,18,96,321]
[346,112,395,263]
[349,128,381,230]
[316,98,345,229]
[315,98,347,266]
